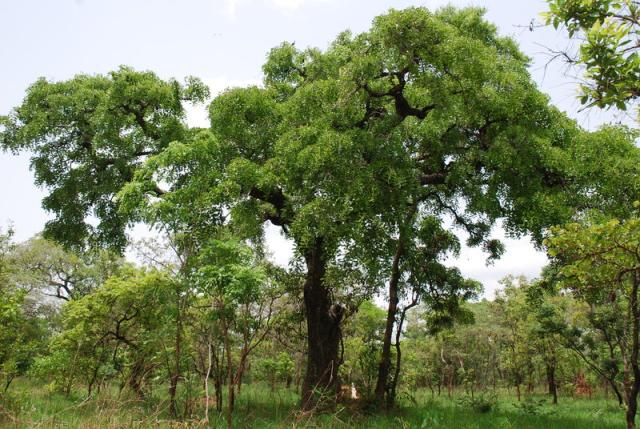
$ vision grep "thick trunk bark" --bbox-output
[301,239,343,412]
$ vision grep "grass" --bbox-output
[0,378,626,428]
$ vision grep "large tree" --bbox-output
[0,67,209,250]
[0,6,602,411]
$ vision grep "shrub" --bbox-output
[457,392,497,413]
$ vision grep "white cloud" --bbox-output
[447,221,548,299]
[271,0,309,10]
[222,0,334,18]
[264,223,295,267]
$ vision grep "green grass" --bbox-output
[0,379,626,428]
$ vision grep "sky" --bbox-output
[0,0,628,298]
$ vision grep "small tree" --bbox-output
[341,301,386,400]
[547,213,640,429]
[494,277,540,401]
[195,238,275,429]
[0,229,48,396]
[32,268,175,398]
[10,236,125,301]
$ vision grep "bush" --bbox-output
[457,392,497,413]
[513,397,552,416]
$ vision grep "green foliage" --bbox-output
[0,229,50,396]
[196,237,266,307]
[0,67,209,250]
[341,301,386,398]
[257,352,295,387]
[545,0,640,114]
[514,397,552,416]
[546,212,640,425]
[31,267,176,395]
[457,392,498,413]
[546,215,640,304]
[10,235,126,300]
[3,3,640,423]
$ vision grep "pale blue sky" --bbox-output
[0,0,625,296]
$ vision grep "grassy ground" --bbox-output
[0,378,626,428]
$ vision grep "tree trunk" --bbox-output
[215,377,222,412]
[627,397,638,429]
[375,206,416,408]
[169,300,183,418]
[301,239,343,412]
[388,302,415,406]
[626,273,640,429]
[546,362,558,405]
[234,351,246,396]
[227,382,235,429]
[375,239,404,407]
[222,314,235,429]
[128,358,146,399]
[87,364,100,397]
[3,375,15,394]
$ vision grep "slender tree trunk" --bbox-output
[3,375,15,394]
[301,239,343,412]
[215,376,223,412]
[546,362,558,405]
[87,364,100,397]
[375,239,404,406]
[204,336,213,422]
[235,347,248,395]
[388,301,416,406]
[375,206,416,407]
[227,382,235,429]
[222,315,234,429]
[169,308,182,418]
[626,273,640,429]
